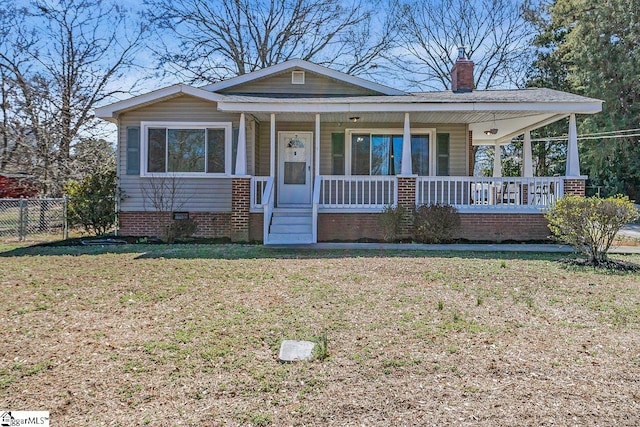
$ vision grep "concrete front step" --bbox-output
[267,233,314,244]
[270,223,312,234]
[271,215,312,225]
[267,209,314,244]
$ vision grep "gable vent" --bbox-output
[291,70,305,85]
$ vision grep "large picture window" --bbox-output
[140,122,232,176]
[348,130,434,176]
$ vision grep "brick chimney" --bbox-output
[451,47,474,93]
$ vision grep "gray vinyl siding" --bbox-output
[118,175,233,212]
[117,94,254,212]
[219,70,380,97]
[255,121,468,177]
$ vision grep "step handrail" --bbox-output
[312,175,322,243]
[262,177,275,243]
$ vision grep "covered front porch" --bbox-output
[228,107,590,244]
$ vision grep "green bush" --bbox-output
[64,169,118,235]
[378,204,408,242]
[545,195,639,264]
[161,218,199,243]
[413,203,461,243]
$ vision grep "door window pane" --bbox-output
[411,135,430,176]
[147,128,166,172]
[392,135,403,175]
[351,134,370,175]
[371,135,393,175]
[231,127,239,175]
[207,128,225,173]
[284,162,306,184]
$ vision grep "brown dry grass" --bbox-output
[1,244,639,426]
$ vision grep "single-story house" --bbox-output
[95,53,602,244]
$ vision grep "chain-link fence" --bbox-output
[0,198,68,240]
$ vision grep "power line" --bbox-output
[575,128,640,137]
[528,129,640,143]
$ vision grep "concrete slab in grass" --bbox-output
[279,340,315,362]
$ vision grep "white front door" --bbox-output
[278,131,313,205]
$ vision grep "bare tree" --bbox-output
[395,0,534,91]
[140,176,197,241]
[144,0,400,84]
[140,176,188,214]
[0,0,146,195]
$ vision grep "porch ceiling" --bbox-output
[248,111,568,145]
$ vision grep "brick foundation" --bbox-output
[317,212,551,242]
[119,210,551,243]
[118,211,231,238]
[318,213,384,241]
[249,213,264,242]
[563,178,586,196]
[457,212,550,242]
[231,178,251,242]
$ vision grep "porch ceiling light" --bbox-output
[484,113,498,135]
[349,116,360,123]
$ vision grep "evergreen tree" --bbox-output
[527,0,640,198]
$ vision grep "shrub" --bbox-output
[413,203,461,243]
[161,218,198,243]
[378,204,408,242]
[64,169,118,235]
[545,195,639,264]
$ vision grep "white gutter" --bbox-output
[215,101,603,114]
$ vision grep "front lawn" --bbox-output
[1,244,639,426]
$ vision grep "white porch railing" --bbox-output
[253,175,563,215]
[250,176,270,210]
[416,176,564,209]
[318,175,397,209]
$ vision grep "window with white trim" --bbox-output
[346,128,437,176]
[141,122,233,176]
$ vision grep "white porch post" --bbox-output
[315,113,320,176]
[566,113,580,177]
[401,112,412,175]
[523,130,533,177]
[493,143,502,177]
[235,112,247,175]
[270,113,275,177]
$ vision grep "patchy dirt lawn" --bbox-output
[1,244,639,426]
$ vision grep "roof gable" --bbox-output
[94,85,225,121]
[216,69,383,97]
[202,59,406,96]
